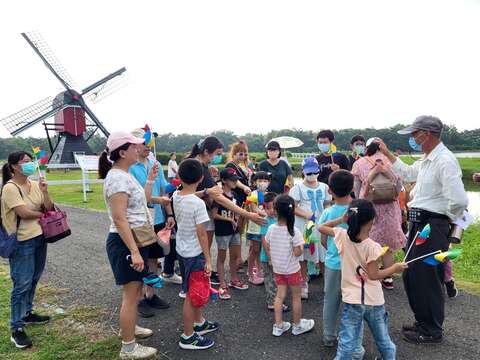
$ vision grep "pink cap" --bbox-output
[106,131,144,152]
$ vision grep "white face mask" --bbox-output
[305,174,318,182]
[257,182,269,192]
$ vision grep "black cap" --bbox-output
[220,168,240,181]
[266,141,281,150]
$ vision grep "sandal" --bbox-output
[218,287,231,300]
[267,304,290,312]
[229,279,249,290]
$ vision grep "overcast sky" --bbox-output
[1,0,480,138]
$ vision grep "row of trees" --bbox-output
[1,125,479,160]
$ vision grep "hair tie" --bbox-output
[349,207,358,214]
[197,139,205,148]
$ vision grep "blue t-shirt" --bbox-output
[260,216,277,263]
[129,159,168,225]
[319,204,349,270]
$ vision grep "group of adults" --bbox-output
[0,115,471,354]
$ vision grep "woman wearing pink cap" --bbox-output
[98,131,158,359]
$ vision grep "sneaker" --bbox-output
[10,328,32,349]
[301,285,309,300]
[179,290,187,299]
[137,299,155,318]
[145,294,170,310]
[402,330,443,344]
[179,332,214,350]
[402,322,419,333]
[445,280,458,298]
[119,343,158,359]
[292,318,315,336]
[163,273,183,285]
[218,287,231,300]
[272,322,291,337]
[382,277,394,290]
[210,272,220,286]
[119,325,154,339]
[248,274,264,285]
[323,338,337,347]
[193,320,220,335]
[228,279,249,290]
[23,311,50,325]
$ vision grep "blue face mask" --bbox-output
[21,162,37,176]
[211,154,223,165]
[409,137,422,152]
[317,143,331,154]
[354,145,365,156]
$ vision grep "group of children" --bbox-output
[171,154,407,359]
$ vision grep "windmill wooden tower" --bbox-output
[0,32,128,167]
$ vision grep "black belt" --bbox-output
[408,208,449,223]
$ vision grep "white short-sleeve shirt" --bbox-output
[103,169,150,233]
[173,192,210,258]
[266,224,304,275]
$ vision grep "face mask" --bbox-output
[409,136,423,152]
[257,182,269,192]
[211,154,223,165]
[354,145,365,156]
[305,174,318,182]
[21,162,37,176]
[317,143,331,153]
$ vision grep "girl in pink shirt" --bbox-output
[319,199,407,360]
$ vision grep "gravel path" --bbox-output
[40,206,480,360]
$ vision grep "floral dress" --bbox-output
[351,153,406,251]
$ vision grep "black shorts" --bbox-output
[106,232,149,286]
[147,223,167,259]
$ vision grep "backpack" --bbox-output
[0,183,22,258]
[364,157,399,204]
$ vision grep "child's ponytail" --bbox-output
[346,199,376,243]
[274,194,296,237]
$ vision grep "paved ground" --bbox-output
[40,206,480,360]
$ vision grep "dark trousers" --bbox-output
[403,217,450,338]
[163,236,178,275]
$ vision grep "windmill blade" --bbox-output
[0,96,66,136]
[22,32,76,90]
[82,67,130,104]
[79,99,110,137]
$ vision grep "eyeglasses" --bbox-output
[305,172,320,176]
[237,152,248,156]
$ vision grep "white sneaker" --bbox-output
[119,343,157,359]
[163,273,183,285]
[118,325,153,339]
[301,284,309,300]
[292,319,315,336]
[178,290,187,299]
[272,321,291,337]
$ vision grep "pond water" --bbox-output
[293,178,480,220]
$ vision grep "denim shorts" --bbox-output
[215,233,241,250]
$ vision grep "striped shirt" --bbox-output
[266,224,304,275]
[172,192,210,258]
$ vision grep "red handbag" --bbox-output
[39,207,72,243]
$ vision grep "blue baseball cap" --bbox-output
[302,157,320,173]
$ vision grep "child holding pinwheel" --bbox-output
[319,199,407,360]
[289,157,331,299]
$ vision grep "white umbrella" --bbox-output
[266,136,304,149]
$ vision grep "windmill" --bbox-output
[0,32,128,168]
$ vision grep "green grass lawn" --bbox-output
[0,266,119,359]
